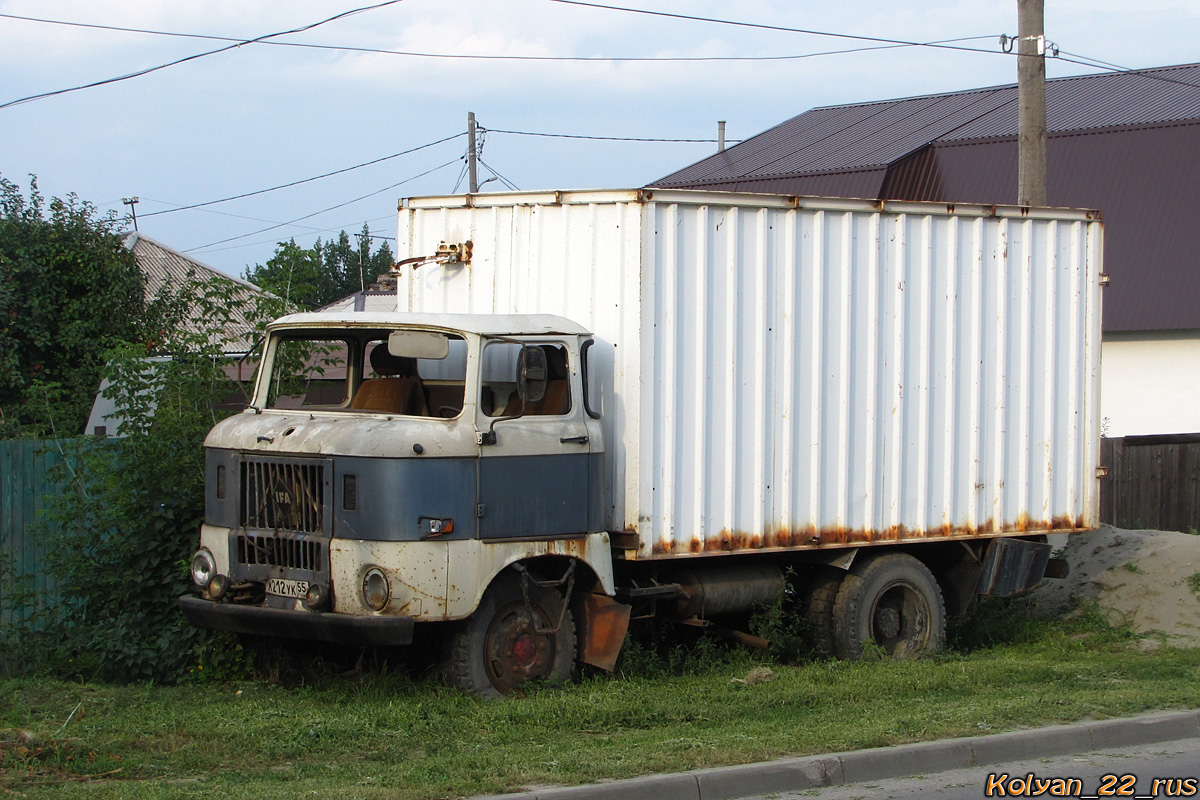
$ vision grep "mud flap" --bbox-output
[572,592,631,671]
[978,537,1054,598]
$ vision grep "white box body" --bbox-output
[397,189,1103,560]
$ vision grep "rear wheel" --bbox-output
[445,572,576,698]
[800,568,843,658]
[831,553,945,660]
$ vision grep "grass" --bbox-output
[3,607,1200,800]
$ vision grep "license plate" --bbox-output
[265,578,309,598]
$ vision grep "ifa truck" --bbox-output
[181,189,1103,697]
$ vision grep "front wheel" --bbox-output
[444,572,576,698]
[831,552,945,660]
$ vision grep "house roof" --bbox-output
[650,63,1200,334]
[652,63,1200,189]
[123,233,266,354]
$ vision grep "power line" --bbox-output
[0,0,404,110]
[185,214,398,257]
[483,127,739,143]
[185,158,459,254]
[1054,52,1200,89]
[0,12,999,64]
[137,196,385,236]
[546,0,1005,57]
[140,132,463,218]
[476,158,520,192]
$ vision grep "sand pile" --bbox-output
[1029,525,1200,647]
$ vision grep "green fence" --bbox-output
[0,438,74,630]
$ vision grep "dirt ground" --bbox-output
[1029,525,1200,648]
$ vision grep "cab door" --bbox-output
[475,340,594,539]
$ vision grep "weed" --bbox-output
[1188,573,1200,601]
[1122,561,1144,574]
[947,597,1052,652]
[747,569,811,664]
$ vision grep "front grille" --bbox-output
[241,457,327,534]
[237,533,325,571]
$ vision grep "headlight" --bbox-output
[190,549,216,588]
[362,568,390,611]
[304,583,329,611]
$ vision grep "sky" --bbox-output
[2,0,1197,280]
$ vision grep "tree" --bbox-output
[240,238,327,309]
[244,223,395,310]
[0,176,146,437]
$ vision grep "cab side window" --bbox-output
[481,342,571,417]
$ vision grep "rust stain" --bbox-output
[641,516,1085,559]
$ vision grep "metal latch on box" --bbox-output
[391,241,473,273]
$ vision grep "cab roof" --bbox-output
[269,311,592,337]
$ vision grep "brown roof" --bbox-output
[650,63,1200,333]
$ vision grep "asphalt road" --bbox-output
[747,738,1200,800]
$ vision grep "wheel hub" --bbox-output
[875,606,901,638]
[511,632,539,670]
[486,606,552,691]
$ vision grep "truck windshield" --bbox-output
[263,330,467,417]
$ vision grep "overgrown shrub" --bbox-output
[19,275,287,682]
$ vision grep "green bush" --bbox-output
[24,276,286,683]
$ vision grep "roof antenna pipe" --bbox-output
[717,120,726,153]
[467,111,479,193]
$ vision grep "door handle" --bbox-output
[560,435,589,444]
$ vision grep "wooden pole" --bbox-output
[1017,0,1047,207]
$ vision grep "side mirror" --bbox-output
[516,346,547,403]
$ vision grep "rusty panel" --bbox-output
[574,592,631,671]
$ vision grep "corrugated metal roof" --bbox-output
[124,233,266,353]
[652,62,1200,188]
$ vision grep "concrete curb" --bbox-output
[470,709,1200,800]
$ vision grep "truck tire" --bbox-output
[444,572,576,698]
[831,552,945,661]
[801,568,843,658]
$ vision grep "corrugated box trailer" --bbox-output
[397,189,1103,556]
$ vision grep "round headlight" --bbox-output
[362,568,390,611]
[304,583,329,611]
[190,549,216,588]
[207,573,230,601]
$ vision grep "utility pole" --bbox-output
[1017,0,1047,207]
[122,196,140,231]
[467,111,479,193]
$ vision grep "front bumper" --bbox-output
[178,595,415,646]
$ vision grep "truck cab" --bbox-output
[180,312,619,696]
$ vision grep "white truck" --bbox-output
[181,189,1104,697]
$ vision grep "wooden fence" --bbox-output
[1101,435,1200,533]
[0,438,71,630]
